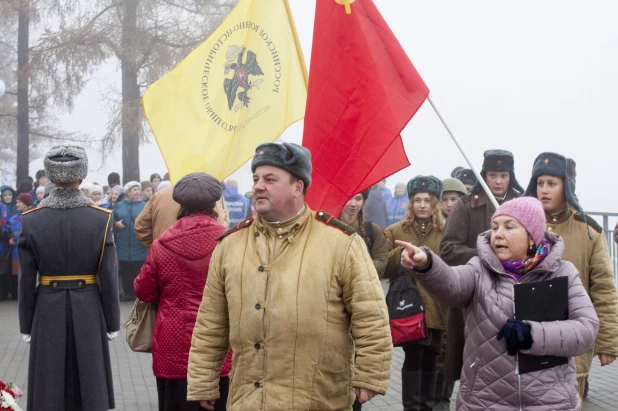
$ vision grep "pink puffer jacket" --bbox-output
[413,231,598,410]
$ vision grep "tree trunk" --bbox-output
[16,0,29,184]
[120,0,140,183]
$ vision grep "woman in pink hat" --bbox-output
[396,197,598,410]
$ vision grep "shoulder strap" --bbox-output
[315,211,356,235]
[97,212,112,275]
[217,218,254,241]
[364,220,375,250]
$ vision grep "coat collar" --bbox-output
[469,187,519,210]
[545,206,572,225]
[39,187,94,209]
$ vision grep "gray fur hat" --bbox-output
[455,168,477,186]
[44,146,88,183]
[407,175,443,199]
[251,142,312,189]
[471,149,524,194]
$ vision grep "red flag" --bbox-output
[303,0,429,216]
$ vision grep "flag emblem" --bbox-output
[224,45,265,112]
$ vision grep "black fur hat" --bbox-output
[471,149,524,194]
[455,168,477,186]
[251,142,312,189]
[523,152,582,215]
[407,175,443,199]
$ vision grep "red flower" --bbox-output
[0,380,5,390]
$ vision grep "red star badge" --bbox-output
[258,150,264,156]
[544,158,550,164]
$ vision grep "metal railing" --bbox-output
[585,212,618,282]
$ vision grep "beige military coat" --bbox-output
[547,208,618,378]
[187,206,392,411]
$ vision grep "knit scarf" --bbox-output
[500,241,550,281]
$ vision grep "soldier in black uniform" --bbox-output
[18,146,120,411]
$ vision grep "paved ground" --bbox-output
[1,299,617,410]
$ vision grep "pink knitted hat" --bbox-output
[492,197,546,245]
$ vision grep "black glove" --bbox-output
[497,319,533,355]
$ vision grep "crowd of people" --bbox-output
[7,143,618,411]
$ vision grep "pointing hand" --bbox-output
[395,240,429,270]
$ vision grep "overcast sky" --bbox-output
[44,0,618,220]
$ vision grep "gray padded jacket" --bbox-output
[413,231,599,410]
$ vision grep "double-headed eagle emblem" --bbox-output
[224,45,264,112]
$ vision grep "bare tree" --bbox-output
[0,0,99,184]
[34,0,236,183]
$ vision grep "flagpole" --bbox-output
[427,95,500,210]
[283,0,309,87]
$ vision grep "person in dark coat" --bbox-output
[1,185,17,216]
[439,150,523,389]
[364,185,388,229]
[223,179,250,229]
[113,181,148,300]
[0,202,11,301]
[134,172,232,411]
[18,145,120,411]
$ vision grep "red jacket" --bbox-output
[134,213,231,379]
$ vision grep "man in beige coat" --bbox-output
[187,142,392,411]
[524,152,618,399]
[134,185,228,247]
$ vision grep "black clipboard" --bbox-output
[514,276,569,374]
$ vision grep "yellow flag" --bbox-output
[143,0,307,183]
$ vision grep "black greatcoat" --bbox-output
[18,192,120,411]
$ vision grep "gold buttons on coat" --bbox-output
[78,282,83,286]
[548,227,553,232]
[474,195,479,200]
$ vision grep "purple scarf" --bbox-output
[500,241,550,281]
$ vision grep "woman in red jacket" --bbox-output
[134,172,231,411]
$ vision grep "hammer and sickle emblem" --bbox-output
[335,0,355,14]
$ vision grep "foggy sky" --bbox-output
[46,0,618,221]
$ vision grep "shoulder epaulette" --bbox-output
[573,212,603,234]
[217,218,254,241]
[88,204,112,214]
[315,211,356,236]
[22,207,44,216]
[461,192,473,203]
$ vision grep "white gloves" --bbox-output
[23,332,117,343]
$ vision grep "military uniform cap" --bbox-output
[251,142,312,189]
[44,145,88,183]
[407,175,443,198]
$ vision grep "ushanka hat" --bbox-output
[173,172,223,210]
[407,175,443,198]
[523,152,591,239]
[44,146,88,183]
[471,149,524,194]
[251,142,312,189]
[523,152,583,214]
[455,168,477,187]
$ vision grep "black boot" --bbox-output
[420,370,438,411]
[402,369,423,411]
